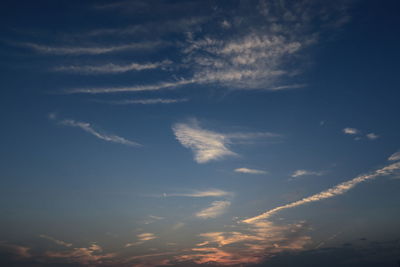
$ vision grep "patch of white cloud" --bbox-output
[243,161,400,223]
[343,127,359,135]
[291,169,324,178]
[172,121,237,163]
[234,168,267,175]
[195,201,231,219]
[173,119,278,163]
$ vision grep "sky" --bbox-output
[1,0,400,266]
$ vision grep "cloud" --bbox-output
[234,168,267,175]
[164,189,232,198]
[39,235,72,247]
[173,119,278,163]
[126,233,158,247]
[172,120,237,163]
[388,151,400,161]
[175,220,310,266]
[243,161,400,223]
[366,133,379,140]
[195,201,231,219]
[343,128,359,135]
[0,243,31,259]
[291,169,324,178]
[52,116,141,147]
[43,243,116,265]
[60,0,351,94]
[137,233,157,242]
[17,41,162,55]
[95,98,188,105]
[54,60,172,74]
[65,79,194,94]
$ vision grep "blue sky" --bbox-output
[1,0,400,266]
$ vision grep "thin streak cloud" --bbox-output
[54,60,172,74]
[55,118,141,147]
[18,41,162,55]
[291,169,324,178]
[66,79,194,94]
[234,168,267,175]
[243,162,400,223]
[95,98,188,105]
[163,189,231,198]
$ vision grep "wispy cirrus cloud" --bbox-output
[243,161,400,223]
[173,119,278,163]
[95,98,188,105]
[125,233,158,247]
[163,189,232,198]
[388,151,400,161]
[65,79,194,94]
[291,169,325,178]
[17,41,162,55]
[172,121,237,163]
[54,60,172,74]
[39,235,72,247]
[195,201,231,219]
[60,119,140,147]
[59,0,351,94]
[234,168,267,175]
[50,114,141,147]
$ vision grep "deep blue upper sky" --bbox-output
[1,0,400,266]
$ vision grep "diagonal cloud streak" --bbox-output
[243,162,400,223]
[59,119,141,147]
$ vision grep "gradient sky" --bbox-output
[1,0,400,266]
